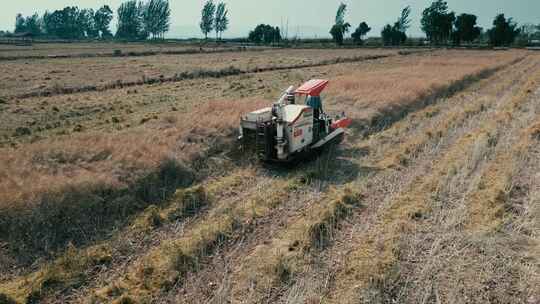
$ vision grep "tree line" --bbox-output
[15,6,113,39]
[11,0,230,41]
[8,0,540,46]
[12,0,170,40]
[328,0,537,47]
[115,0,171,40]
[199,0,229,40]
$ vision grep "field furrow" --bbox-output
[71,168,333,303]
[325,57,540,304]
[1,47,538,304]
[384,91,540,304]
[0,167,263,301]
[0,48,399,99]
[270,55,540,304]
[165,54,540,303]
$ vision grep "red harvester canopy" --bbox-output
[295,79,329,97]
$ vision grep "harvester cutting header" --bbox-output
[239,79,351,162]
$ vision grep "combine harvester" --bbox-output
[239,79,352,162]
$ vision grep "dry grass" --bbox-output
[0,48,536,304]
[0,98,258,204]
[1,244,113,303]
[229,187,363,302]
[325,50,524,133]
[373,87,540,304]
[328,61,540,304]
[0,51,523,146]
[0,98,266,260]
[0,50,526,267]
[0,42,243,59]
[465,75,540,231]
[0,48,397,98]
[88,177,297,303]
[368,52,539,171]
[0,171,250,302]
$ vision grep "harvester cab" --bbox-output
[239,79,352,162]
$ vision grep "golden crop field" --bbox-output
[0,44,539,304]
[0,47,399,98]
[0,42,247,58]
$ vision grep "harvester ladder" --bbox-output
[255,121,267,160]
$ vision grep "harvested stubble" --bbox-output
[371,81,540,304]
[0,99,266,261]
[229,187,363,302]
[88,177,300,303]
[0,48,397,99]
[372,54,539,169]
[270,57,536,303]
[7,51,508,260]
[0,49,534,304]
[325,51,525,134]
[328,62,540,304]
[0,172,250,303]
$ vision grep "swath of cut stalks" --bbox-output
[0,171,253,303]
[229,186,363,302]
[87,178,301,303]
[10,54,395,100]
[374,55,536,169]
[328,64,540,304]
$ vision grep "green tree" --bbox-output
[381,24,393,45]
[330,3,351,45]
[94,5,113,38]
[200,0,216,40]
[18,7,106,38]
[381,6,411,46]
[78,9,97,38]
[42,10,72,37]
[29,14,43,36]
[41,7,85,39]
[142,0,171,39]
[66,7,86,39]
[156,0,171,38]
[351,22,371,44]
[487,14,520,46]
[421,0,455,45]
[214,2,229,41]
[42,11,55,36]
[452,13,481,45]
[248,24,281,44]
[381,24,407,46]
[516,23,540,45]
[15,13,43,35]
[396,5,412,32]
[116,0,144,40]
[15,13,26,33]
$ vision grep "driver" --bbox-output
[306,95,322,119]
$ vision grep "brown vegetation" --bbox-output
[0,42,251,60]
[0,46,538,304]
[0,48,398,99]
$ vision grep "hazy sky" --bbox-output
[1,0,539,38]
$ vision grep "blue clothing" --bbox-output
[306,96,322,110]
